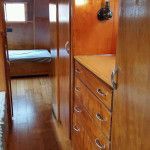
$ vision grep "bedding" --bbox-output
[8,50,51,63]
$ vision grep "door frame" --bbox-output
[0,0,13,127]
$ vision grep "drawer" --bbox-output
[75,61,113,110]
[75,77,111,139]
[82,108,110,150]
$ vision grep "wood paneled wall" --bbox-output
[71,0,119,55]
[5,0,50,50]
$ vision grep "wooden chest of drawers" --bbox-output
[72,61,114,150]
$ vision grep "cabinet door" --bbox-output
[112,0,150,149]
[58,0,71,137]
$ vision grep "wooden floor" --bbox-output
[8,76,71,150]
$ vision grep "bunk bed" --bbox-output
[8,50,52,77]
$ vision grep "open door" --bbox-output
[58,0,71,137]
[0,0,13,125]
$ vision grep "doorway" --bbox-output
[1,0,72,149]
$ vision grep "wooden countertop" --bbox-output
[74,55,116,87]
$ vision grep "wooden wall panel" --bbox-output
[34,0,50,49]
[7,23,34,49]
[5,0,50,50]
[71,0,119,55]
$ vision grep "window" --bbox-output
[4,3,27,22]
[49,4,56,22]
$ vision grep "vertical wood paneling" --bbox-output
[112,0,150,149]
[50,0,60,120]
[58,0,71,137]
[5,0,50,50]
[71,0,119,55]
[34,0,50,49]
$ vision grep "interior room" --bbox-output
[0,0,149,150]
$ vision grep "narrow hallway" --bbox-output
[8,77,71,150]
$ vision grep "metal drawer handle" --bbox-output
[73,125,80,132]
[96,89,106,97]
[74,106,82,113]
[75,69,81,73]
[75,87,80,92]
[96,113,106,122]
[95,138,106,149]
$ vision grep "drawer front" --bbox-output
[75,61,113,110]
[82,108,110,150]
[75,77,111,139]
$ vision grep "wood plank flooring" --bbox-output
[8,76,71,150]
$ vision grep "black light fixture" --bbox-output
[97,0,113,21]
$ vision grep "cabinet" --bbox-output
[72,60,113,149]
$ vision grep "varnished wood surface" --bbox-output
[10,62,52,77]
[6,0,50,50]
[72,61,113,149]
[71,0,119,55]
[58,0,71,137]
[112,0,150,149]
[75,61,113,110]
[50,0,60,121]
[75,55,116,87]
[9,77,71,150]
[0,0,13,128]
[7,22,34,49]
[0,0,6,91]
[75,78,112,140]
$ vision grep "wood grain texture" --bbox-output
[58,0,71,137]
[72,61,113,149]
[0,0,6,91]
[34,0,50,49]
[9,77,71,150]
[75,61,113,110]
[71,0,119,55]
[74,55,116,87]
[7,22,34,49]
[50,0,60,121]
[75,78,112,140]
[112,0,150,149]
[6,0,50,50]
[10,62,52,77]
[0,0,13,129]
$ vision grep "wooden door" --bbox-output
[0,0,13,125]
[112,0,150,149]
[58,0,71,137]
[50,1,60,120]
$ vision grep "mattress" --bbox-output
[8,50,51,63]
